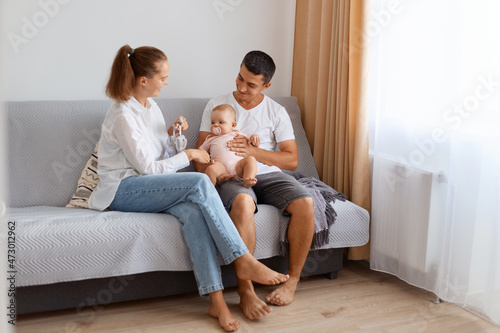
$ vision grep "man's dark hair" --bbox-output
[241,50,276,84]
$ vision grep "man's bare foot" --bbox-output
[242,177,257,188]
[234,253,289,285]
[209,291,240,332]
[265,276,299,306]
[239,289,272,320]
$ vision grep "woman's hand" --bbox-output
[168,116,189,136]
[184,149,211,164]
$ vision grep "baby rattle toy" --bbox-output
[173,117,187,152]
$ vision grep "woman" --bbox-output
[89,45,288,332]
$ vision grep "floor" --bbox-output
[17,260,500,332]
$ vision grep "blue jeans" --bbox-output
[108,172,248,296]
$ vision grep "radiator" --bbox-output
[370,153,447,274]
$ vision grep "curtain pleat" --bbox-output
[292,0,370,259]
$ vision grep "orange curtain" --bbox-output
[292,0,370,260]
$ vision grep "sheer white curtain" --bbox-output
[368,0,500,325]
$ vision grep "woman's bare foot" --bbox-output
[242,177,257,188]
[209,291,240,332]
[265,276,299,306]
[239,288,272,320]
[234,253,289,285]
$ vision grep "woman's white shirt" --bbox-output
[89,97,190,211]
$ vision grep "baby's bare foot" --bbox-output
[234,253,289,285]
[242,177,257,188]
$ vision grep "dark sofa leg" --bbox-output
[324,271,338,280]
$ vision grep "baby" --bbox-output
[199,104,260,188]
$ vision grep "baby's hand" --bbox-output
[249,134,260,147]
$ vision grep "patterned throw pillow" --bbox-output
[66,143,99,209]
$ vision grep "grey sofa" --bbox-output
[4,97,369,314]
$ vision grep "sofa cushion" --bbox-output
[8,199,369,287]
[5,100,109,208]
[66,143,99,209]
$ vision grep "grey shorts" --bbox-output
[216,171,311,214]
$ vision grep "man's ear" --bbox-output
[261,81,272,91]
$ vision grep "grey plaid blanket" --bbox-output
[279,177,346,256]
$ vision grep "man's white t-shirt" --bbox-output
[200,93,295,175]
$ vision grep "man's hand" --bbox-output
[228,134,257,158]
[216,173,236,185]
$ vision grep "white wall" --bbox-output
[0,2,294,325]
[1,0,296,101]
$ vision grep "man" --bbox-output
[195,51,315,320]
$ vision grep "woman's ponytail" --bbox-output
[105,45,136,103]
